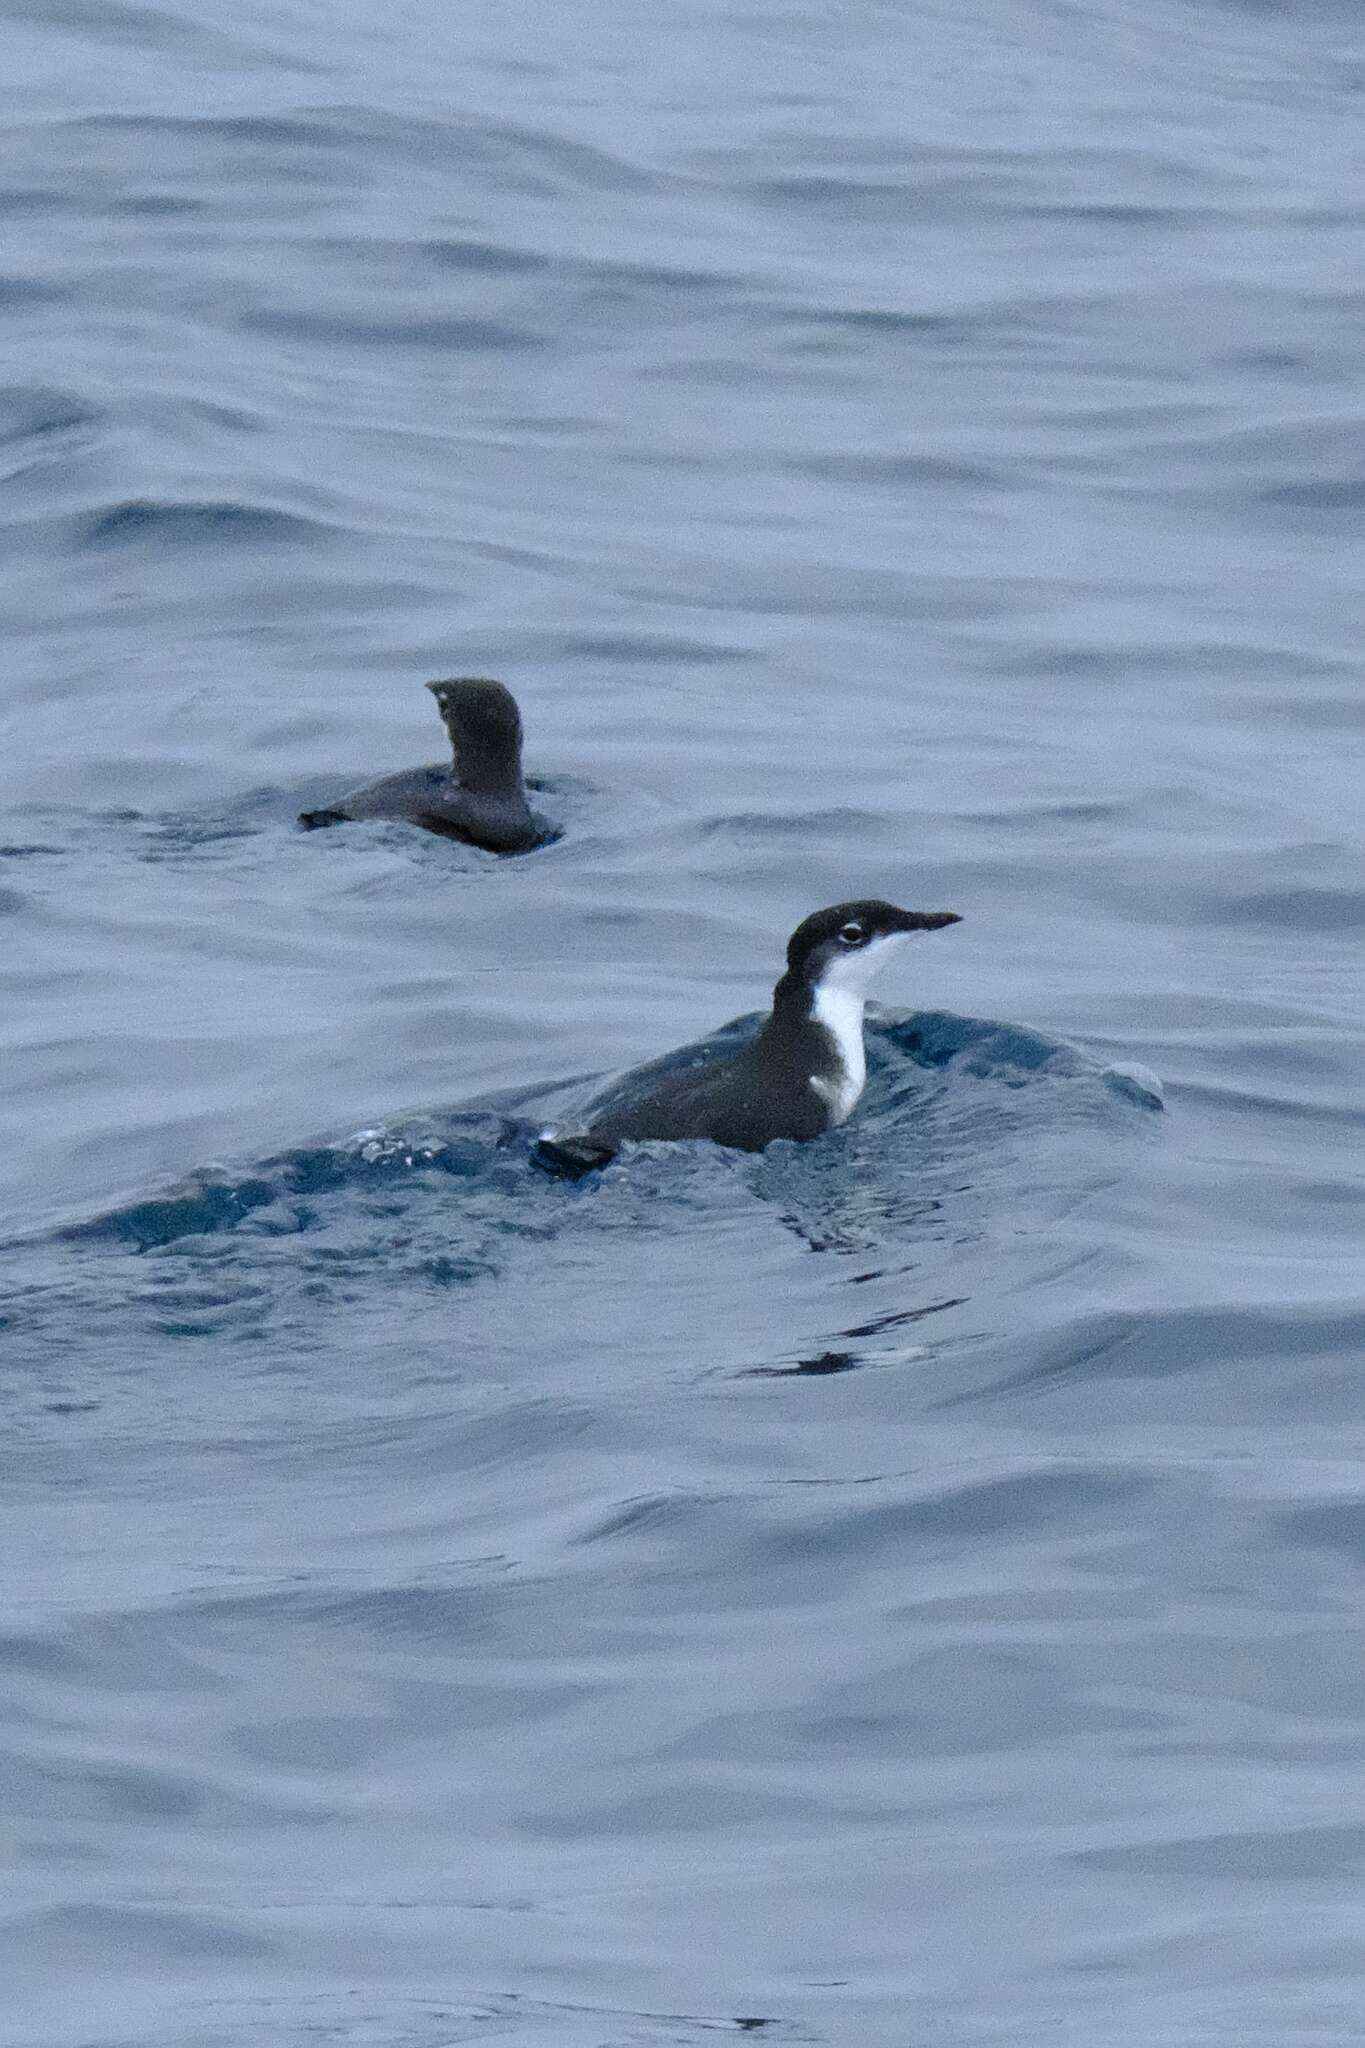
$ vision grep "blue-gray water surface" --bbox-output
[4,0,1365,2041]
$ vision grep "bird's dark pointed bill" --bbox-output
[895,909,962,932]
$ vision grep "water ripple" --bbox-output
[75,496,336,551]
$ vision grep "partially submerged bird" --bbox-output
[300,677,545,852]
[536,899,961,1176]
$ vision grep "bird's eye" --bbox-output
[838,922,865,947]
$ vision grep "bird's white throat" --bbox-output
[809,983,866,1123]
[806,931,907,1124]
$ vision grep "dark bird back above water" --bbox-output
[537,899,961,1177]
[300,677,546,852]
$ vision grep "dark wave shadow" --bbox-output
[60,1110,530,1254]
[0,1010,1163,1380]
[76,496,334,552]
[52,1008,1160,1262]
[0,382,103,449]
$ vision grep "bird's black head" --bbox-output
[427,677,524,791]
[784,898,962,989]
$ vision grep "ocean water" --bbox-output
[3,0,1365,2040]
